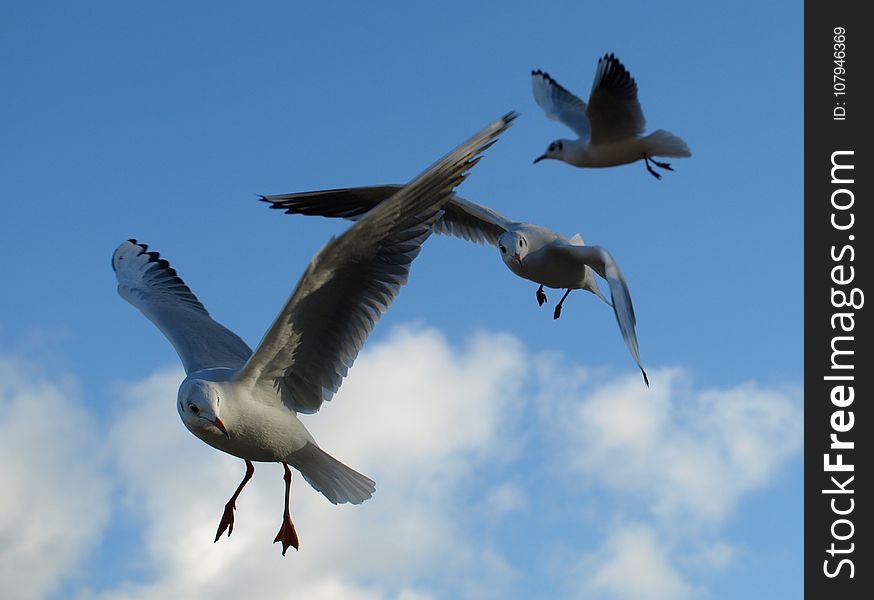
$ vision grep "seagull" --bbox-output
[111,112,517,555]
[262,186,648,386]
[531,53,691,179]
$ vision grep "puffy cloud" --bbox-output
[537,365,802,526]
[0,324,799,600]
[480,482,527,520]
[0,356,111,600]
[532,362,801,599]
[578,523,696,600]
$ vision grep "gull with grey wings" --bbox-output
[531,53,690,179]
[263,184,649,386]
[112,112,517,554]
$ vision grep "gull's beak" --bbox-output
[212,417,229,438]
[533,155,546,164]
[513,252,523,266]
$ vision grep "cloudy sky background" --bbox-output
[1,2,801,599]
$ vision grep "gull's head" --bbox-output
[534,140,564,164]
[177,379,228,438]
[498,231,529,269]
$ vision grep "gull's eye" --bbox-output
[518,239,523,247]
[499,245,506,254]
[189,404,200,415]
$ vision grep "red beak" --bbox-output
[513,252,522,266]
[212,417,229,438]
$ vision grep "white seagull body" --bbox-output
[262,186,648,386]
[531,53,691,179]
[112,112,517,554]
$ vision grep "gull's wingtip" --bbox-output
[641,367,649,387]
[258,194,295,212]
[476,111,518,146]
[258,194,280,208]
[492,111,518,133]
[532,70,560,87]
[111,239,140,272]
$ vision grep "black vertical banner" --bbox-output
[805,2,871,599]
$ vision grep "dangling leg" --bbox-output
[650,156,674,171]
[643,155,662,180]
[536,284,548,306]
[274,462,300,555]
[553,289,573,320]
[215,459,254,542]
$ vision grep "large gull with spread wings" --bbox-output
[112,112,516,554]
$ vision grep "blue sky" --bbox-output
[1,2,802,599]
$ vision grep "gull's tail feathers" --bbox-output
[292,443,375,505]
[644,130,691,158]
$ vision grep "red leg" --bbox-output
[273,462,300,555]
[214,460,254,543]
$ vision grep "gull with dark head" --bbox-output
[263,185,649,386]
[112,112,517,554]
[532,53,691,179]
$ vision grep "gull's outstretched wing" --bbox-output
[586,53,646,145]
[531,69,591,140]
[262,187,513,247]
[112,240,253,374]
[554,242,648,386]
[236,112,517,413]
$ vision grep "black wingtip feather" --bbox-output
[118,240,206,313]
[596,53,636,95]
[533,70,578,99]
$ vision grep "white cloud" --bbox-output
[539,365,802,527]
[0,356,111,600]
[480,481,527,520]
[533,361,801,599]
[0,324,798,600]
[579,524,696,600]
[683,540,737,571]
[91,326,528,600]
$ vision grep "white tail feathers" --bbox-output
[292,443,376,505]
[645,129,691,158]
